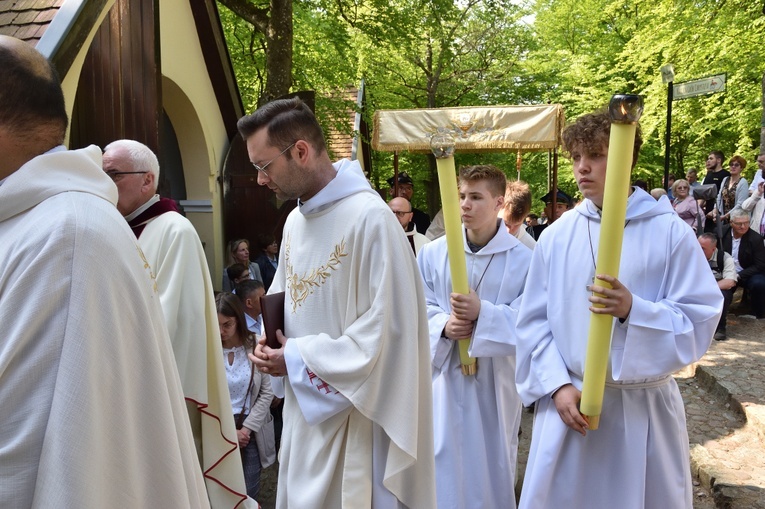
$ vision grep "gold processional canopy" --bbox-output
[371,104,565,154]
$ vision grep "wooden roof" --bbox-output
[324,84,372,174]
[0,0,62,43]
[326,88,358,160]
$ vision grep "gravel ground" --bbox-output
[257,404,715,508]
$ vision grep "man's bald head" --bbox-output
[389,196,413,229]
[0,36,68,175]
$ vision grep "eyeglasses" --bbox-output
[392,210,412,217]
[105,171,147,182]
[252,142,296,177]
[730,162,741,167]
[675,186,689,190]
[731,221,749,227]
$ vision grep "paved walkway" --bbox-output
[681,305,765,508]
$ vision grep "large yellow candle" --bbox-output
[431,133,476,376]
[580,95,643,430]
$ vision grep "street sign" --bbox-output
[673,74,726,101]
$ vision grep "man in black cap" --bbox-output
[531,189,573,239]
[388,171,431,234]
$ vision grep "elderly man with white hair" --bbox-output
[721,208,765,320]
[102,140,257,508]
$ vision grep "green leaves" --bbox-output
[219,0,765,211]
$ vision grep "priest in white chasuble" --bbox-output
[103,139,254,509]
[0,35,208,508]
[242,97,437,509]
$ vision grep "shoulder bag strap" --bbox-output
[235,344,257,428]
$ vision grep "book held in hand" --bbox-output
[260,291,285,349]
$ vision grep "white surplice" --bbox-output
[138,209,254,508]
[271,159,436,508]
[405,227,431,256]
[0,146,209,508]
[516,189,723,509]
[417,221,532,509]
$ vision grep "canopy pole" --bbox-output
[393,151,399,196]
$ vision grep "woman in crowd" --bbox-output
[216,292,273,499]
[671,178,704,232]
[716,155,749,225]
[254,234,279,291]
[222,239,263,292]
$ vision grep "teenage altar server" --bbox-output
[515,111,723,509]
[418,164,532,509]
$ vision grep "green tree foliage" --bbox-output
[527,0,765,186]
[219,0,765,213]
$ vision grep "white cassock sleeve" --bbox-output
[284,339,352,425]
[515,247,575,407]
[468,297,519,357]
[611,228,722,380]
[417,246,455,371]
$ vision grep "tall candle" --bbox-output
[580,95,643,429]
[431,133,477,376]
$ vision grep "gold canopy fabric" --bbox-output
[372,104,565,153]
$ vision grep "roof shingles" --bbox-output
[0,0,60,44]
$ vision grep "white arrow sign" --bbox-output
[673,74,726,100]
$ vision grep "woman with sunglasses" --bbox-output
[715,155,749,224]
[671,178,704,233]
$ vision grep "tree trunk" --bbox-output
[218,0,292,106]
[261,0,293,105]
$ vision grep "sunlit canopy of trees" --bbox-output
[218,0,765,215]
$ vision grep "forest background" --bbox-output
[217,0,764,217]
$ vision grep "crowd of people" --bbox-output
[201,101,738,508]
[0,34,752,509]
[662,151,765,338]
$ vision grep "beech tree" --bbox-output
[219,0,765,210]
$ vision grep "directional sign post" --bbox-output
[673,74,727,101]
[662,71,726,190]
[661,65,675,187]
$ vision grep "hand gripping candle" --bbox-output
[579,94,644,430]
[430,132,477,376]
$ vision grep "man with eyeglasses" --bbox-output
[387,172,431,234]
[722,209,765,319]
[103,139,256,508]
[0,36,209,507]
[242,97,436,508]
[389,196,430,256]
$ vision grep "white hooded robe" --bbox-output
[417,222,531,509]
[516,189,723,509]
